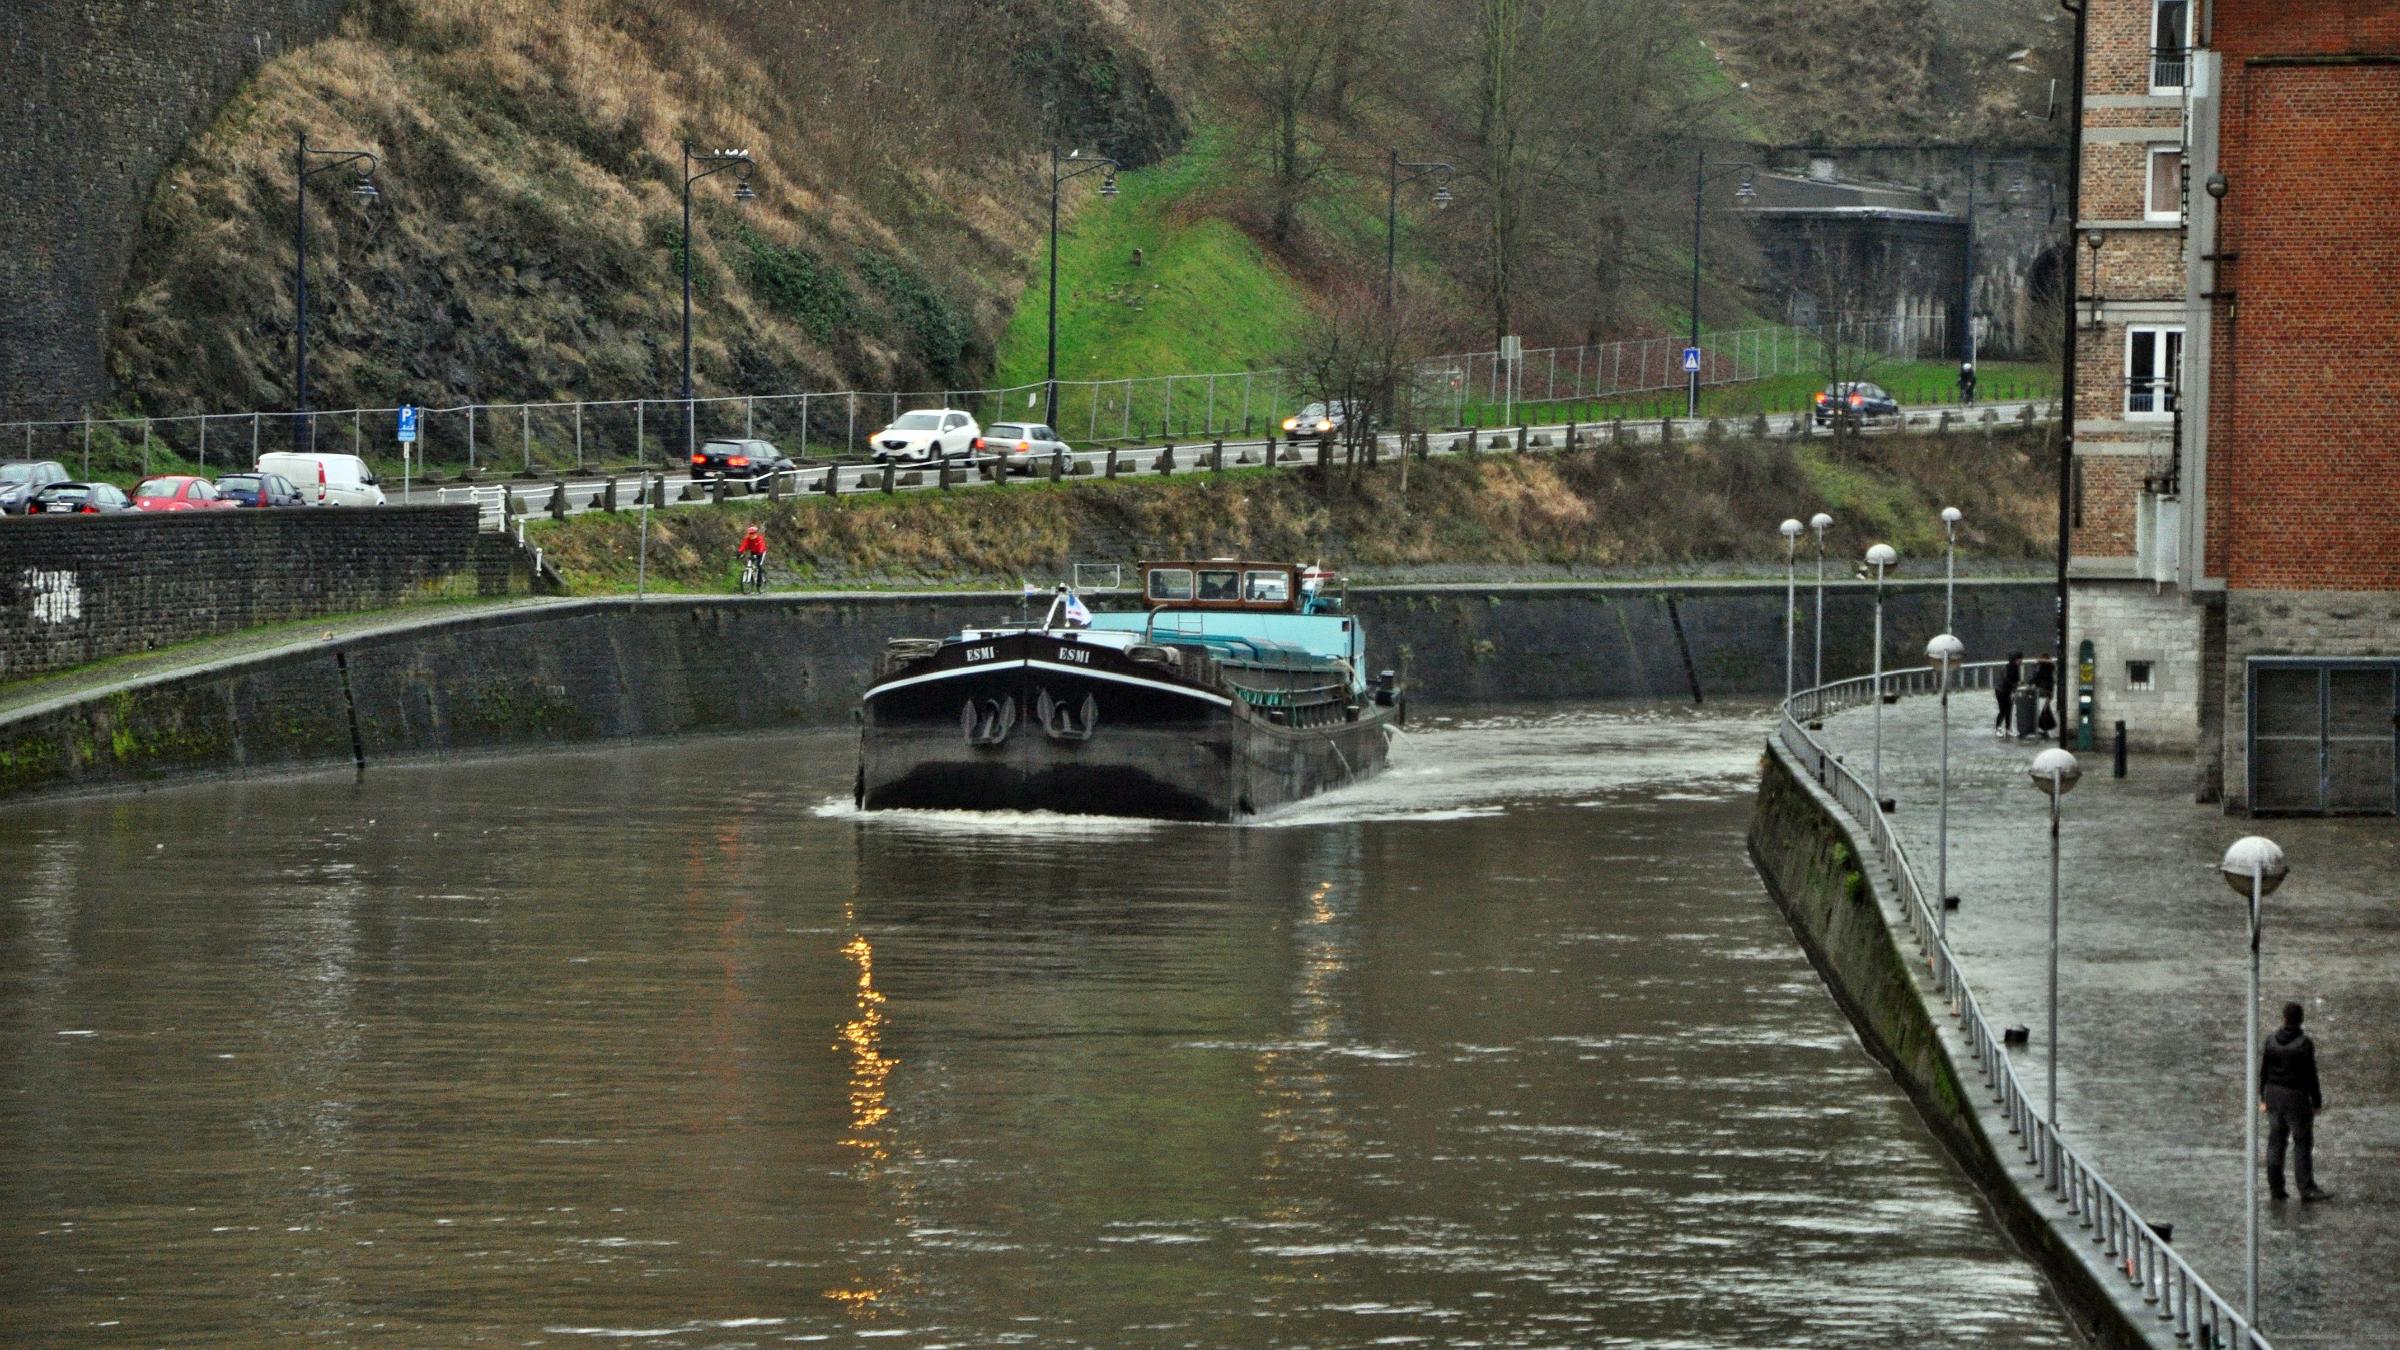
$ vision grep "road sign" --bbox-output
[1500,335,1522,363]
[397,404,419,443]
[1682,347,1702,374]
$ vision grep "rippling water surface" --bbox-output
[0,706,2071,1345]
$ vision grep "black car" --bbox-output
[25,482,134,515]
[0,460,71,514]
[690,437,796,479]
[214,471,309,508]
[1812,382,1900,428]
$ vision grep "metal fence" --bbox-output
[0,315,1958,477]
[1780,665,2270,1350]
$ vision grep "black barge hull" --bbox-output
[859,632,1393,821]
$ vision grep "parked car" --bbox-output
[690,437,797,479]
[1812,381,1901,428]
[213,472,309,509]
[0,460,71,514]
[868,409,981,464]
[1280,400,1370,439]
[131,475,238,512]
[254,451,387,506]
[983,422,1072,474]
[24,482,134,515]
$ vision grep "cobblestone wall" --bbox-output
[0,0,348,420]
[0,507,519,678]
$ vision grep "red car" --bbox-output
[131,475,238,512]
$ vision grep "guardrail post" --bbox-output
[1211,439,1224,473]
[602,476,618,512]
[1515,425,1527,454]
[1048,450,1063,483]
[1105,448,1118,480]
[882,462,895,494]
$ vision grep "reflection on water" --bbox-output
[0,706,2071,1345]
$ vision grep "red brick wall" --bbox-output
[2204,4,2400,590]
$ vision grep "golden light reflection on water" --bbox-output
[829,902,900,1319]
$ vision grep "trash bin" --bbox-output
[2014,686,2041,738]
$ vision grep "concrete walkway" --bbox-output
[1816,699,2397,1349]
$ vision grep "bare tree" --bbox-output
[1278,280,1439,493]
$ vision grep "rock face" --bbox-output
[0,0,348,421]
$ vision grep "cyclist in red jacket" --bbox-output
[737,524,768,592]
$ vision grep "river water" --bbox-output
[0,706,2073,1346]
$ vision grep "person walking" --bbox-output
[1994,650,2023,737]
[2029,652,2058,738]
[1958,360,1978,407]
[2262,1001,2327,1201]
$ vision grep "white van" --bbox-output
[254,452,387,507]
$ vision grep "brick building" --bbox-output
[2070,0,2400,813]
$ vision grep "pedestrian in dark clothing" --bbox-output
[2029,653,2057,735]
[1958,360,1978,406]
[1995,651,2023,737]
[2262,1002,2327,1201]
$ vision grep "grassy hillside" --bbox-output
[531,426,2059,592]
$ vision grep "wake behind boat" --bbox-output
[857,561,1401,821]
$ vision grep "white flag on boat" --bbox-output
[1022,580,1043,598]
[1063,592,1093,628]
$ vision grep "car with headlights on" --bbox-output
[1280,400,1370,440]
[1811,381,1900,429]
[982,422,1071,474]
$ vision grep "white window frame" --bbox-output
[2150,0,2193,93]
[2145,146,2184,222]
[2125,325,2184,420]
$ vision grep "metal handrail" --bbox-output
[1778,669,2271,1350]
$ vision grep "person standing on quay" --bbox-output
[2029,652,2057,736]
[2262,1002,2328,1202]
[1994,650,2023,737]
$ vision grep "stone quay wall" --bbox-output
[0,581,2053,804]
[0,507,525,679]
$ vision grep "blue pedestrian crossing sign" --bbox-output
[397,405,419,443]
[1682,347,1702,374]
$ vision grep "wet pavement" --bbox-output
[1817,698,2398,1349]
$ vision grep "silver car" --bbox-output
[983,422,1072,475]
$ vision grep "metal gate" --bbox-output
[2248,658,2400,815]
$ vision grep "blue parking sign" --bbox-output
[397,404,419,443]
[1682,347,1702,374]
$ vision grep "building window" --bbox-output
[2128,660,2157,691]
[2152,0,2191,91]
[2146,147,2184,222]
[2126,326,2184,418]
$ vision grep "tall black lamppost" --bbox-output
[1958,160,2049,367]
[1687,149,1760,419]
[1047,148,1119,428]
[682,144,757,467]
[293,131,381,451]
[1383,149,1452,306]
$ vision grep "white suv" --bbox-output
[868,409,981,464]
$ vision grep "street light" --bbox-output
[1688,148,1763,418]
[1941,505,1964,635]
[1927,634,1965,952]
[1781,519,1804,706]
[1047,147,1121,428]
[2220,834,2288,1330]
[292,131,381,451]
[682,144,758,470]
[1864,542,1897,807]
[1384,150,1453,308]
[2028,745,2082,1181]
[1957,160,2047,368]
[1810,512,1833,713]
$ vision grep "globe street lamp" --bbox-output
[682,145,757,469]
[2028,745,2082,1182]
[1047,148,1120,428]
[2220,835,2288,1329]
[1811,512,1833,710]
[1941,505,1963,636]
[1384,150,1453,307]
[1781,519,1805,706]
[292,132,382,451]
[1927,634,1965,953]
[1864,543,1897,807]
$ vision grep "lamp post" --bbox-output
[1384,150,1453,307]
[1865,543,1897,806]
[1927,634,1965,951]
[1047,148,1120,428]
[1686,151,1761,419]
[1811,512,1833,707]
[681,144,757,470]
[2028,746,2082,1181]
[1957,162,2038,367]
[1941,505,1963,635]
[292,132,381,451]
[1781,519,1804,706]
[2220,835,2287,1330]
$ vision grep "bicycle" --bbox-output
[739,552,766,594]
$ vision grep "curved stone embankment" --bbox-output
[0,580,2052,804]
[1750,743,2165,1348]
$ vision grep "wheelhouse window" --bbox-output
[1245,570,1291,604]
[2151,0,2190,91]
[1146,568,1194,603]
[2126,326,2183,418]
[2145,146,2183,222]
[1196,569,1241,601]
